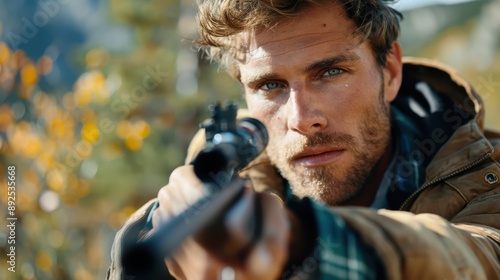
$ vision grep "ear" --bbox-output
[383,41,403,103]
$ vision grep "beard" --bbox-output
[266,83,391,206]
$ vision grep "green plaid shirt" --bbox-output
[283,197,383,279]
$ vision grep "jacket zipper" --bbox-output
[399,152,493,211]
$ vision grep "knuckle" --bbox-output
[157,186,170,203]
[169,166,185,182]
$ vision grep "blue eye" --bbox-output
[323,68,343,76]
[261,82,281,90]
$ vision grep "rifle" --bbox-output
[121,101,269,278]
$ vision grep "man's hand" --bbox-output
[152,165,291,280]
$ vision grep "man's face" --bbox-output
[236,2,400,205]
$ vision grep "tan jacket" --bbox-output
[107,58,500,279]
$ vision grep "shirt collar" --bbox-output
[371,106,426,209]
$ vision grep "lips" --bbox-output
[291,147,345,167]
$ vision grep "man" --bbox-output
[108,0,500,279]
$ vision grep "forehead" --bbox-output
[234,2,359,66]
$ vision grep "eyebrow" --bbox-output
[242,52,361,85]
[243,72,282,86]
[304,52,361,73]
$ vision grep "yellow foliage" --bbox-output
[67,173,79,192]
[61,192,79,205]
[18,193,35,212]
[17,121,31,131]
[123,206,136,217]
[46,169,66,191]
[125,135,142,151]
[94,87,110,104]
[116,120,150,146]
[36,151,56,171]
[24,169,40,186]
[21,63,38,85]
[23,135,42,158]
[116,120,130,139]
[74,70,109,106]
[8,123,43,158]
[135,120,151,138]
[49,119,70,137]
[0,181,7,204]
[35,251,53,271]
[75,89,93,107]
[0,104,13,131]
[64,173,91,198]
[82,122,100,143]
[0,42,10,64]
[91,71,106,90]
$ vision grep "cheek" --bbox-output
[246,98,285,138]
[246,93,277,118]
[255,110,282,137]
[333,85,379,131]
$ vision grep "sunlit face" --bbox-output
[236,2,401,205]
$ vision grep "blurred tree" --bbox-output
[0,0,241,279]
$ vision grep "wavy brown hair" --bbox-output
[196,0,402,77]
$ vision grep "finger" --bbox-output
[165,258,185,280]
[168,165,203,191]
[244,192,290,278]
[157,165,205,219]
[260,192,290,237]
[222,187,260,255]
[167,165,206,213]
[154,185,174,223]
[167,237,227,280]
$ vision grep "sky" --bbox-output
[392,0,478,10]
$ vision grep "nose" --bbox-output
[286,87,327,134]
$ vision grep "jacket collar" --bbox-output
[402,57,485,128]
[400,57,494,186]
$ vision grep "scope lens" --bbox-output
[238,118,268,152]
